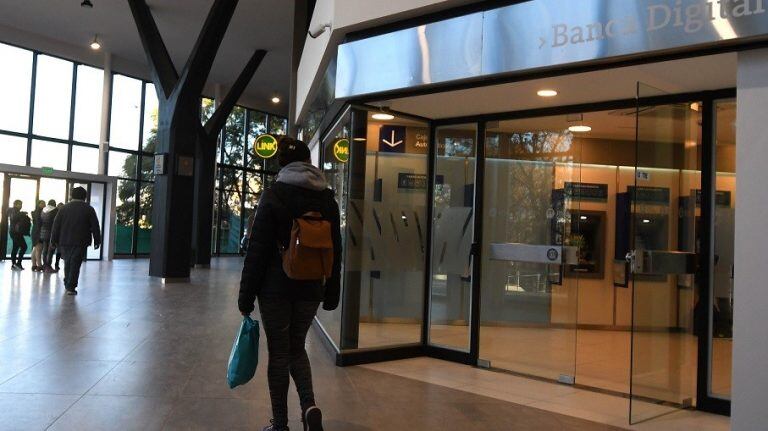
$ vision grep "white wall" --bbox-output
[732,48,768,431]
[295,0,480,120]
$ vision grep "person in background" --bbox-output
[5,200,21,264]
[30,200,45,272]
[50,188,101,295]
[53,203,64,271]
[239,137,341,431]
[40,199,58,273]
[9,201,31,271]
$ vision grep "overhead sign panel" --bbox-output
[336,0,768,98]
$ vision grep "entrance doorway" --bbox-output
[1,173,107,261]
[424,89,734,422]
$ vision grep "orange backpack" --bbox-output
[278,211,334,281]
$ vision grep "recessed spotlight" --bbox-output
[89,35,101,50]
[642,219,651,224]
[271,96,280,104]
[372,113,395,121]
[580,216,588,220]
[568,125,591,133]
[537,89,558,97]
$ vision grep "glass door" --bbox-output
[4,175,40,259]
[478,119,583,381]
[629,83,701,423]
[428,124,478,352]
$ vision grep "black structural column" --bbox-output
[128,0,266,278]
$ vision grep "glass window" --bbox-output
[218,189,243,254]
[245,171,263,195]
[0,134,28,166]
[109,74,142,150]
[73,65,104,144]
[0,43,33,133]
[108,150,137,178]
[269,116,287,135]
[223,106,246,167]
[711,99,736,400]
[115,179,136,254]
[71,145,99,174]
[143,83,159,152]
[31,140,68,170]
[137,183,153,254]
[87,183,106,260]
[247,111,267,170]
[218,168,243,192]
[140,154,155,182]
[201,97,215,124]
[32,55,73,139]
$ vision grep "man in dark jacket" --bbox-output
[50,187,101,295]
[239,137,341,431]
[40,200,58,273]
[8,200,30,270]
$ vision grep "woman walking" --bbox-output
[239,137,341,431]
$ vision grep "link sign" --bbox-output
[253,134,278,159]
[333,138,350,163]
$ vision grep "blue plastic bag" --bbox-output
[227,316,260,389]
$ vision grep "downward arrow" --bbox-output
[382,130,403,148]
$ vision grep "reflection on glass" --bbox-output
[115,179,136,254]
[269,116,287,135]
[711,100,735,400]
[0,43,33,133]
[143,83,159,152]
[31,140,68,170]
[33,55,73,139]
[71,145,99,174]
[109,74,142,150]
[0,134,28,166]
[73,65,104,144]
[429,124,476,351]
[201,97,215,123]
[480,120,580,381]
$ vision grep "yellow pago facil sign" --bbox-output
[254,134,278,159]
[333,138,350,163]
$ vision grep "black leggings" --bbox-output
[258,296,320,427]
[10,234,27,265]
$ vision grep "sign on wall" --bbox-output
[337,0,768,98]
[565,182,609,201]
[253,134,278,159]
[333,138,350,163]
[398,173,445,190]
[379,126,406,153]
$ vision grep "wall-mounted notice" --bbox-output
[693,189,732,207]
[565,182,608,201]
[629,186,670,204]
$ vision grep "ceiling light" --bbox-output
[372,113,395,121]
[642,219,651,224]
[353,137,367,142]
[568,125,592,133]
[81,0,94,8]
[537,89,558,97]
[271,96,280,104]
[89,35,101,50]
[580,216,588,220]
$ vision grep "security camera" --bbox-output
[308,22,332,39]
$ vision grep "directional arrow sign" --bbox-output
[378,125,406,153]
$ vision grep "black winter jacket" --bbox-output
[39,206,58,241]
[10,211,31,236]
[51,200,101,248]
[238,177,342,314]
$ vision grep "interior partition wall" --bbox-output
[313,90,734,415]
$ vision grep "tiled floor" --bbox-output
[1,258,630,431]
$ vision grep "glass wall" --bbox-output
[318,108,428,350]
[0,42,103,173]
[210,99,287,255]
[710,99,736,400]
[108,75,154,256]
[429,124,477,351]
